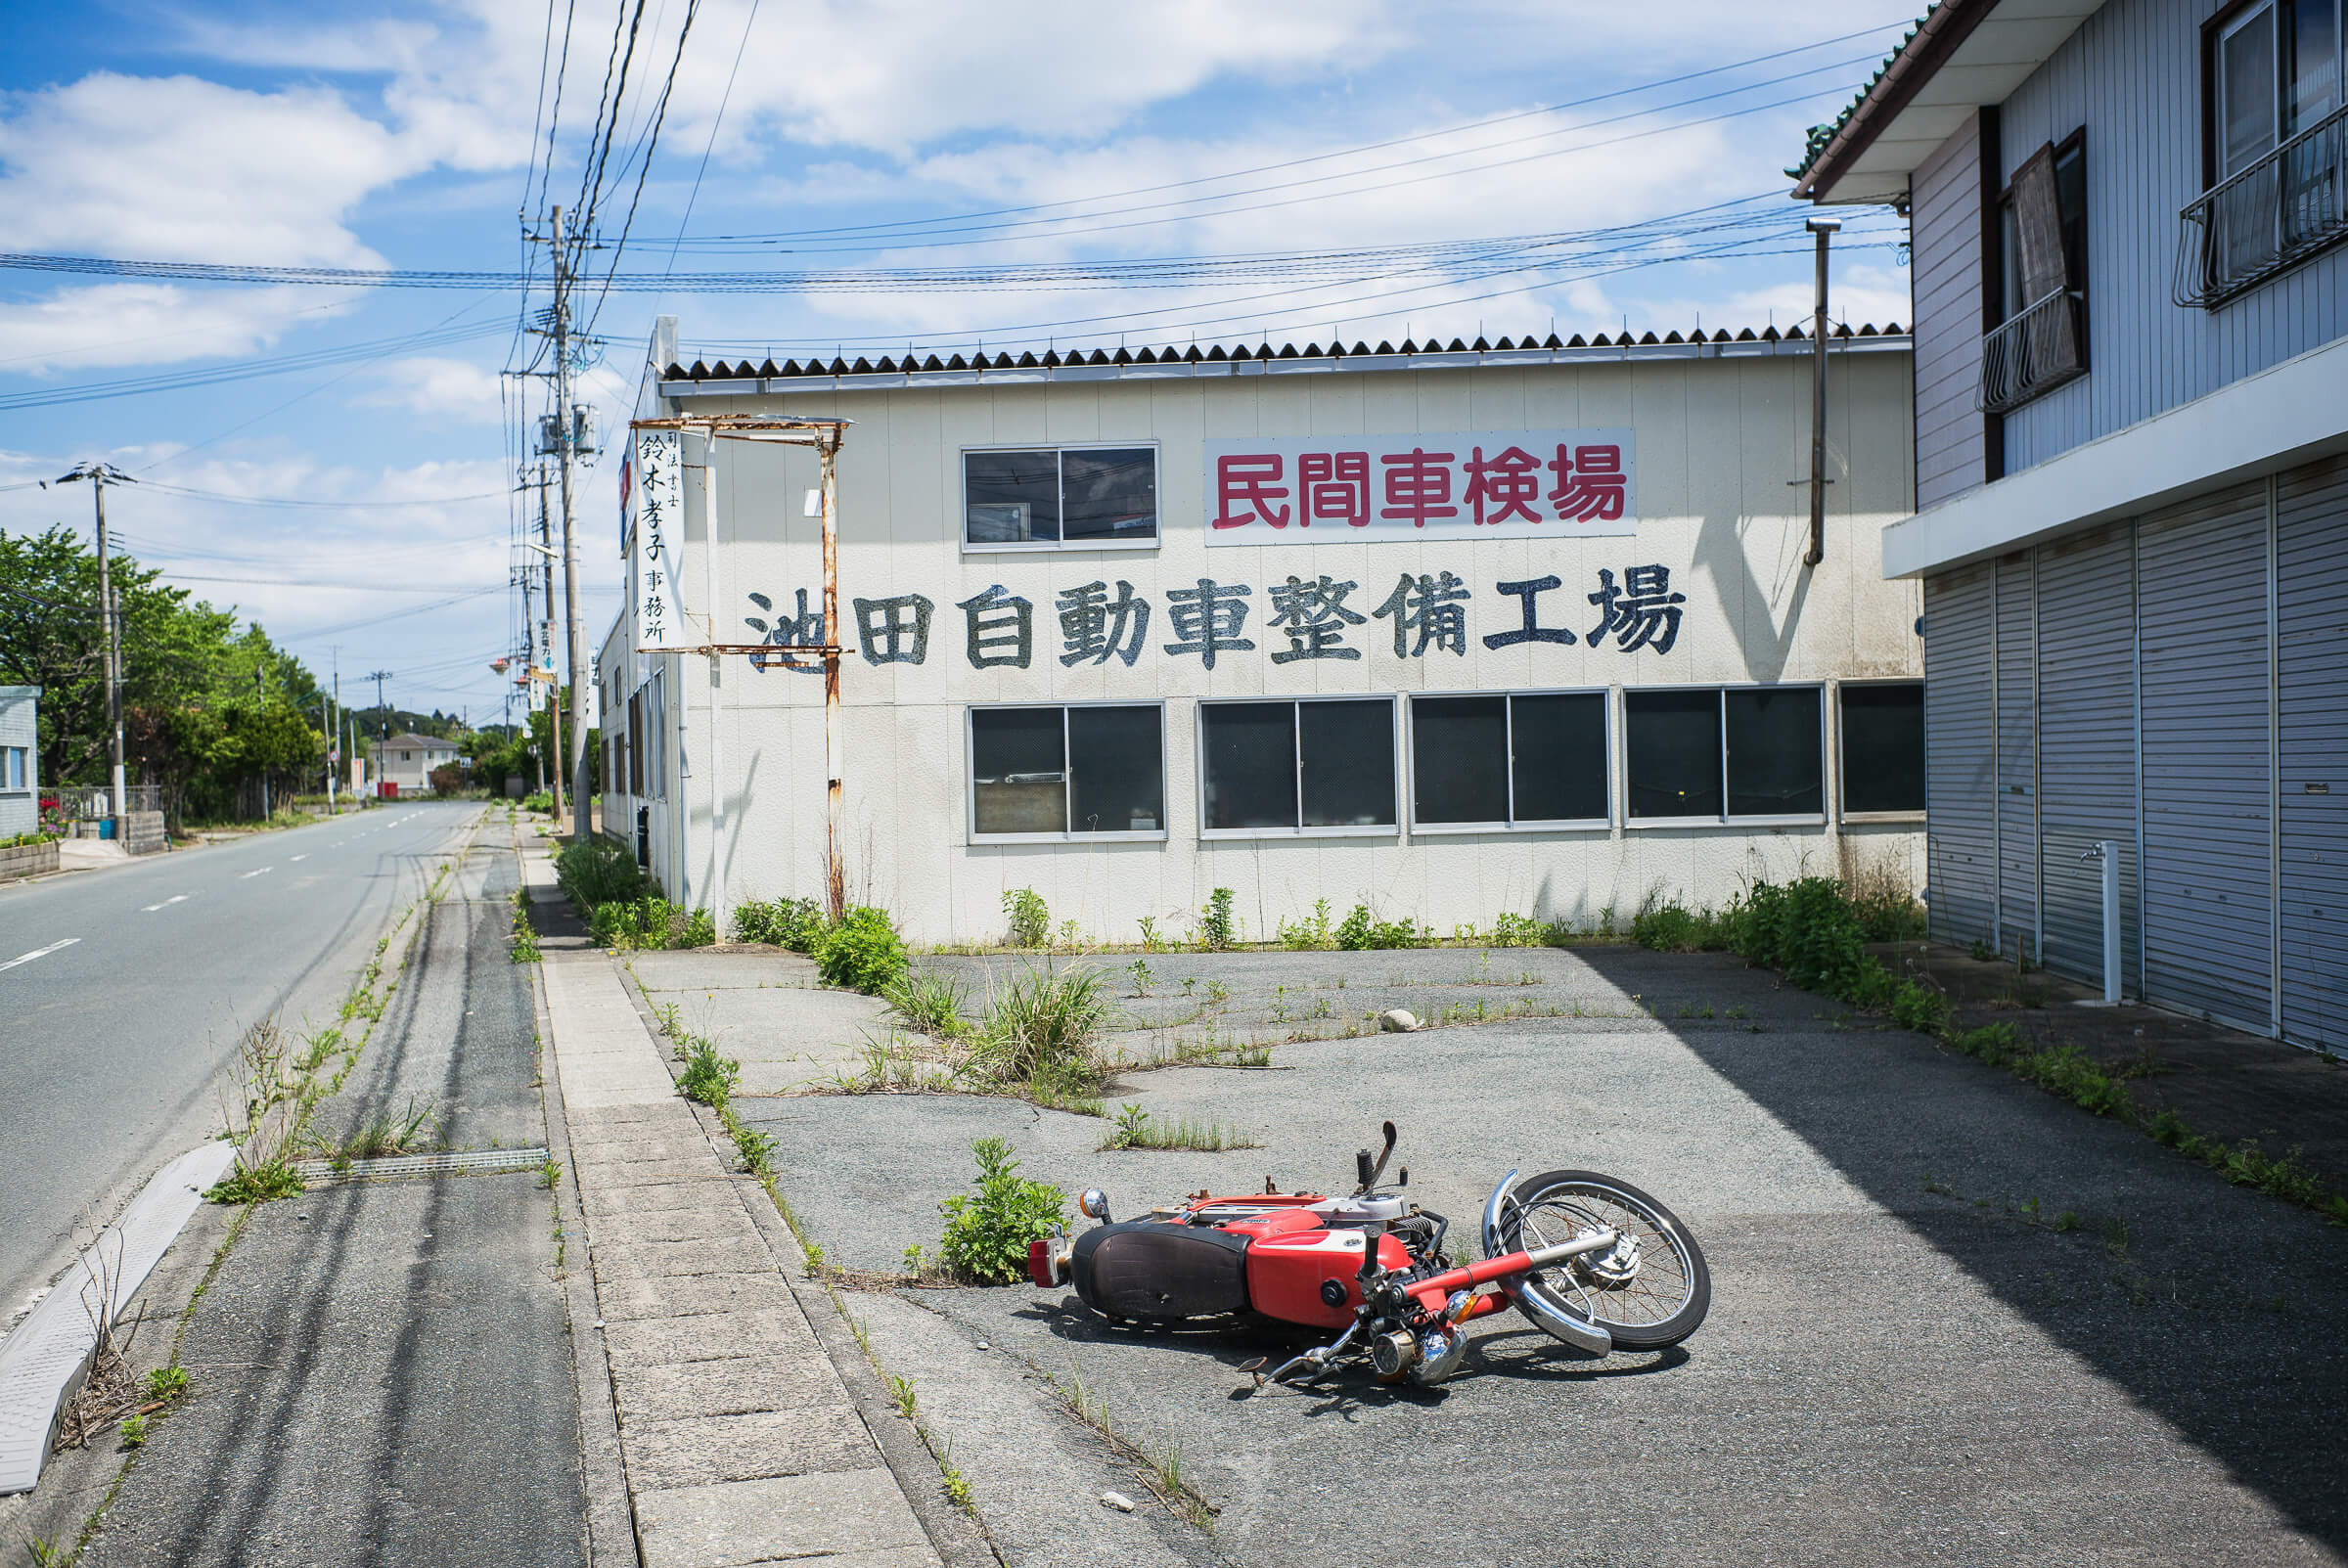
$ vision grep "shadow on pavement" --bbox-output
[1561,946,2348,1557]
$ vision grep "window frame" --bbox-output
[966,699,1170,845]
[1834,678,1928,824]
[1620,682,1830,829]
[1195,694,1401,841]
[3,745,24,792]
[960,441,1162,554]
[1404,687,1613,834]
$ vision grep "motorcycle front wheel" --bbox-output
[1495,1170,1711,1351]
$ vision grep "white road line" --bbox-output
[290,854,307,862]
[140,894,191,912]
[0,938,79,972]
[241,867,273,879]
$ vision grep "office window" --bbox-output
[4,746,23,790]
[1410,693,1607,828]
[1200,697,1395,834]
[970,704,1164,838]
[1840,684,1926,816]
[1626,688,1825,822]
[964,446,1157,547]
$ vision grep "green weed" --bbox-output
[937,1136,1067,1284]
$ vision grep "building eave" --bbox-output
[1883,335,2348,578]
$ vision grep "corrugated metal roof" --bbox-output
[659,322,1910,392]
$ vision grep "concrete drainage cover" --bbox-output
[292,1147,551,1187]
[0,1140,237,1495]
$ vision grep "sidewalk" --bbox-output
[536,948,946,1568]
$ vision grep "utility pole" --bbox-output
[54,462,133,825]
[1803,216,1839,568]
[537,461,564,826]
[550,206,592,847]
[367,670,392,797]
[519,517,542,795]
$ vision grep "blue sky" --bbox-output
[0,1,1918,726]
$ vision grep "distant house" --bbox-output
[0,687,38,837]
[1790,0,2348,1048]
[368,732,459,796]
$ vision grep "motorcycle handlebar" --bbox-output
[1353,1121,1398,1194]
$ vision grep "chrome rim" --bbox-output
[1512,1182,1693,1331]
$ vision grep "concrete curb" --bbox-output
[0,1141,237,1496]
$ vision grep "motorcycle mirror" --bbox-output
[1077,1188,1111,1222]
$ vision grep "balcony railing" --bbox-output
[1978,286,2085,414]
[2174,100,2348,307]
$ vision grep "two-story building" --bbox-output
[1792,0,2348,1049]
[599,315,1929,946]
[368,732,459,797]
[0,686,40,839]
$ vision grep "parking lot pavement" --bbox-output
[630,949,882,1094]
[735,947,2348,1568]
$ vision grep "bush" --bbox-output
[1196,887,1238,951]
[1003,887,1050,948]
[971,963,1109,1086]
[1632,902,1717,953]
[677,1037,740,1107]
[519,788,555,814]
[816,906,909,994]
[1277,898,1336,950]
[1838,958,1899,1008]
[1889,978,1951,1033]
[592,896,715,951]
[556,837,648,910]
[937,1137,1067,1284]
[1488,913,1544,948]
[1336,903,1416,950]
[733,896,825,951]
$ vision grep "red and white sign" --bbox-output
[1202,429,1636,545]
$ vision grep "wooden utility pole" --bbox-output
[538,462,564,825]
[550,207,591,846]
[54,463,132,823]
[1804,216,1838,568]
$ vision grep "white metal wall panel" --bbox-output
[2278,456,2348,1050]
[1911,116,1987,510]
[1995,555,2039,954]
[1925,566,1997,948]
[2138,484,2274,1032]
[2034,523,2140,995]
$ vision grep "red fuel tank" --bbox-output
[1243,1228,1415,1330]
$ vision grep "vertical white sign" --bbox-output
[633,429,690,650]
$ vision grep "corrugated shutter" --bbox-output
[2139,483,2274,1033]
[1996,555,2039,955]
[2035,523,2141,996]
[2278,455,2348,1050]
[1925,566,1996,948]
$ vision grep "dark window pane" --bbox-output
[1512,693,1608,822]
[1626,690,1722,818]
[1300,699,1394,828]
[1068,705,1163,833]
[1725,688,1824,816]
[1202,702,1296,829]
[1840,685,1925,814]
[1412,696,1507,825]
[965,450,1060,543]
[971,707,1065,833]
[1061,448,1156,541]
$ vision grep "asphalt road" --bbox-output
[0,802,480,1326]
[739,947,2348,1568]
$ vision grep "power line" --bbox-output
[582,0,700,339]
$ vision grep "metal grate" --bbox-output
[293,1146,551,1187]
[1978,286,2085,414]
[2175,101,2348,307]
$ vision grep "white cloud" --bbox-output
[0,284,361,377]
[358,356,509,423]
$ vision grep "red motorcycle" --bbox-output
[1028,1123,1710,1386]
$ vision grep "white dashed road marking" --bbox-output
[0,938,80,972]
[290,854,307,862]
[241,867,273,879]
[140,894,191,912]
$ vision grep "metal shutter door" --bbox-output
[2036,523,2141,996]
[2139,484,2274,1034]
[1996,556,2039,957]
[1925,566,1996,949]
[2278,456,2348,1051]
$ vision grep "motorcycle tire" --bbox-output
[1495,1169,1711,1351]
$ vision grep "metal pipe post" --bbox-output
[701,429,730,942]
[821,433,844,918]
[1804,216,1838,568]
[2098,838,2122,1005]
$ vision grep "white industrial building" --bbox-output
[599,318,1925,945]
